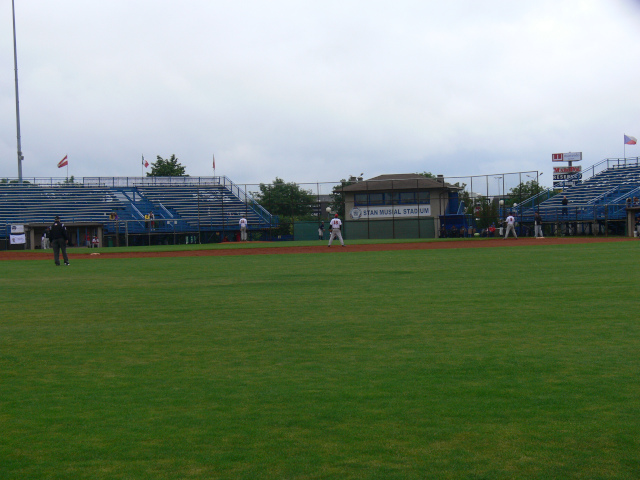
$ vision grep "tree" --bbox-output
[253,177,315,218]
[329,179,355,217]
[417,171,436,178]
[147,154,187,177]
[471,195,499,229]
[1,178,30,184]
[507,180,546,206]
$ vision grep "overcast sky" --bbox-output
[1,0,640,189]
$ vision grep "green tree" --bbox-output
[471,195,499,229]
[417,171,436,178]
[507,180,546,206]
[1,178,30,184]
[147,154,187,177]
[329,179,355,218]
[253,177,315,217]
[252,178,316,235]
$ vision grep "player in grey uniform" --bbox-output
[534,211,544,238]
[504,213,517,239]
[239,216,248,241]
[328,214,345,247]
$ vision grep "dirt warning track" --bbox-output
[0,236,632,261]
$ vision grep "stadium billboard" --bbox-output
[552,152,582,162]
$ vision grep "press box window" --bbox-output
[354,194,368,205]
[368,193,384,205]
[417,191,430,204]
[398,192,416,204]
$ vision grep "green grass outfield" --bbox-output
[2,241,640,479]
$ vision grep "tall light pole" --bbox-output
[12,0,24,183]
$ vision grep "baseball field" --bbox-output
[1,237,639,479]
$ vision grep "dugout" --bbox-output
[626,206,640,237]
[24,222,104,249]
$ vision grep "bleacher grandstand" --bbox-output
[515,157,640,234]
[1,176,276,248]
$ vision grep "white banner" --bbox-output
[10,224,24,234]
[350,204,431,219]
[10,234,26,244]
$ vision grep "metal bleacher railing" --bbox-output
[1,176,276,239]
[514,157,640,223]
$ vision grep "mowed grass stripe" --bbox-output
[1,242,640,479]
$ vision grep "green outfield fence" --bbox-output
[294,219,437,241]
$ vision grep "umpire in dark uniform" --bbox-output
[50,216,70,266]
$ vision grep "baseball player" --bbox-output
[504,213,517,239]
[239,216,248,241]
[534,211,544,238]
[328,213,345,247]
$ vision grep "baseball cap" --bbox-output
[334,213,339,217]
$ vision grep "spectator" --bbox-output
[41,228,50,249]
[562,196,569,215]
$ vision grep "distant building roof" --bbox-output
[340,174,461,192]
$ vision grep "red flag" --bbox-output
[212,154,216,170]
[57,155,68,168]
[624,135,637,145]
[142,155,149,168]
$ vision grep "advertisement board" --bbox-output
[553,166,582,174]
[552,152,582,162]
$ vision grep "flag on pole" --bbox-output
[212,154,216,170]
[624,135,637,145]
[57,155,68,168]
[142,155,149,168]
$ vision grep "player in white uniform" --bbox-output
[504,213,517,239]
[239,216,248,241]
[328,214,345,247]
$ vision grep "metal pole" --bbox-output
[12,0,24,183]
[197,184,202,244]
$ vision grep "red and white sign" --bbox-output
[552,152,582,162]
[553,166,582,174]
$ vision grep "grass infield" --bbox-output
[1,241,640,479]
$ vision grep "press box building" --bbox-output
[338,174,463,239]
